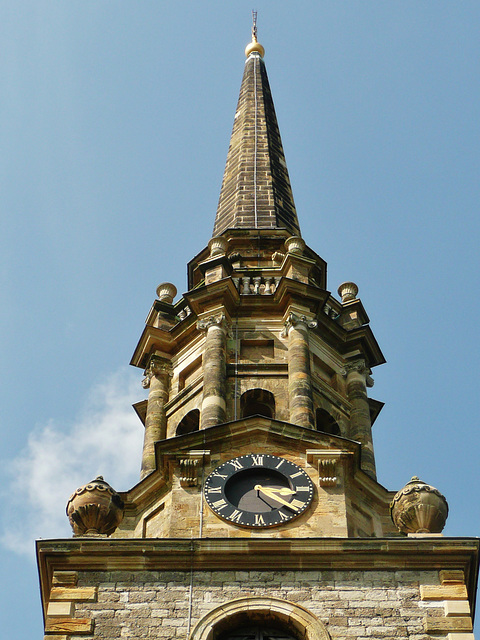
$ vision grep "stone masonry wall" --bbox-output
[72,568,446,640]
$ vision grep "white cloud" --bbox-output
[0,367,145,556]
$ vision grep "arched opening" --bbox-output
[315,408,340,436]
[190,596,330,640]
[240,389,275,419]
[176,409,200,436]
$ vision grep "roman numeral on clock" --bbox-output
[229,510,243,523]
[211,499,228,511]
[207,486,223,494]
[290,471,304,479]
[212,471,228,479]
[251,455,264,466]
[229,459,244,471]
[254,514,265,525]
[289,498,306,510]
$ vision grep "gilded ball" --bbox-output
[245,41,265,58]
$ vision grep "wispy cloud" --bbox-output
[0,367,145,557]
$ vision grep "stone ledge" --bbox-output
[52,571,77,586]
[425,616,473,633]
[445,601,471,617]
[45,617,93,634]
[421,585,468,601]
[50,587,97,602]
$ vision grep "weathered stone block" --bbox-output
[420,585,468,601]
[425,616,473,633]
[50,587,97,602]
[45,617,94,634]
[445,601,471,617]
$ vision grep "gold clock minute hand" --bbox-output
[263,486,296,496]
[254,485,299,511]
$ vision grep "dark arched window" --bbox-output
[176,409,200,436]
[240,389,275,419]
[218,625,298,640]
[315,408,340,435]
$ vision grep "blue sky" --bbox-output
[1,2,479,637]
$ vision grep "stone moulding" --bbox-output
[190,596,330,640]
[36,537,480,621]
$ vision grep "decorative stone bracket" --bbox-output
[306,450,353,487]
[178,450,211,487]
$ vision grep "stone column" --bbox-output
[343,360,376,479]
[197,313,228,429]
[282,313,317,429]
[140,355,172,479]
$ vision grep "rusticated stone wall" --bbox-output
[69,568,470,640]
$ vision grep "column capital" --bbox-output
[342,359,374,387]
[281,312,318,338]
[196,312,228,332]
[142,355,172,389]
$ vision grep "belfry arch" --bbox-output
[240,389,275,419]
[190,597,330,640]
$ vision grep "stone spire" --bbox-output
[213,32,301,237]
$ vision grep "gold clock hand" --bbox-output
[254,485,299,511]
[264,487,296,496]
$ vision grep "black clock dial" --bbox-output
[204,454,314,528]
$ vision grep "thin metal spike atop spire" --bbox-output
[252,10,258,42]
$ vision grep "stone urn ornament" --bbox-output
[390,476,448,534]
[66,476,124,536]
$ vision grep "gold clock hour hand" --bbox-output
[254,485,299,511]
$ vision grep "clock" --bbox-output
[204,454,314,528]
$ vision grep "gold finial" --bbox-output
[245,9,265,58]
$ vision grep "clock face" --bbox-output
[204,454,314,528]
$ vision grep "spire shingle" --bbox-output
[213,51,301,237]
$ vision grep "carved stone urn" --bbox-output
[66,476,124,536]
[390,476,448,534]
[156,282,177,304]
[208,235,229,257]
[337,281,359,303]
[285,235,306,255]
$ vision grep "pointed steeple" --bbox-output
[213,29,301,238]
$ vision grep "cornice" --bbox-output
[130,325,176,369]
[37,536,480,618]
[183,277,240,317]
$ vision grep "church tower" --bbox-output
[37,25,478,640]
